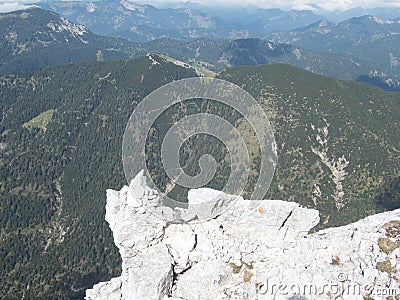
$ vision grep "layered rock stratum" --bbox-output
[86,171,400,300]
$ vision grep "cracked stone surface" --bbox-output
[164,224,196,274]
[86,172,400,300]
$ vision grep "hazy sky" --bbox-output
[1,0,400,13]
[139,0,400,11]
[0,0,38,12]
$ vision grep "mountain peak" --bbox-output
[0,7,136,74]
[296,18,334,33]
[346,14,386,25]
[0,8,91,43]
[47,15,88,38]
[367,15,385,24]
[120,0,147,12]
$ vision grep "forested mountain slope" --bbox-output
[0,56,399,298]
[0,55,197,298]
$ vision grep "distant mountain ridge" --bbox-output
[143,38,399,90]
[267,15,400,52]
[143,2,400,24]
[320,6,400,22]
[265,15,400,89]
[1,7,399,91]
[37,0,324,41]
[29,2,400,91]
[0,8,367,80]
[189,5,323,33]
[38,0,245,42]
[0,8,141,74]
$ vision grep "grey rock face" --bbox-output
[86,172,400,300]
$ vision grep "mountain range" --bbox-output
[0,8,140,74]
[156,1,400,23]
[35,1,400,90]
[143,38,371,80]
[265,16,400,89]
[1,3,400,298]
[37,0,329,42]
[2,8,400,91]
[38,0,400,41]
[38,0,246,42]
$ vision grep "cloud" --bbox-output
[0,0,400,13]
[0,3,34,12]
[132,0,400,11]
[0,0,40,13]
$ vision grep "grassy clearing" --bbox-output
[22,109,55,129]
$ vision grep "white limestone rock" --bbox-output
[87,172,400,300]
[119,185,141,208]
[86,277,123,300]
[173,259,230,299]
[128,169,146,199]
[187,188,241,220]
[128,170,161,207]
[88,171,171,300]
[164,224,196,274]
[120,243,173,300]
[155,206,176,220]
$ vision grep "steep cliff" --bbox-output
[86,171,400,300]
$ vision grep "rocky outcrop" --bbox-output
[86,171,400,300]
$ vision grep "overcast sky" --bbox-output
[141,0,400,11]
[1,0,400,13]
